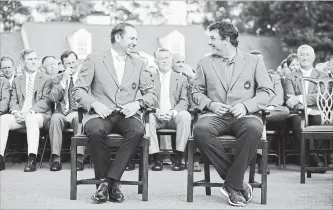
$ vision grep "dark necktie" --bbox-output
[68,76,76,114]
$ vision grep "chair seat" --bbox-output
[63,128,74,133]
[303,125,333,133]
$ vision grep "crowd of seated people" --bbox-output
[0,42,332,174]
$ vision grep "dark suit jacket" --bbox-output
[73,50,157,124]
[192,49,274,118]
[152,71,189,112]
[284,68,328,111]
[0,77,10,115]
[268,72,284,106]
[10,72,52,116]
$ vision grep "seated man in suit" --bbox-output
[250,50,290,174]
[149,48,191,171]
[73,22,156,204]
[0,55,16,89]
[48,50,84,171]
[192,21,274,207]
[0,48,52,172]
[284,45,329,167]
[0,77,10,170]
[42,56,60,76]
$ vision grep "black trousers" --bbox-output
[287,114,322,150]
[84,112,144,181]
[193,116,262,190]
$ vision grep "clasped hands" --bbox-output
[155,109,175,122]
[92,101,140,119]
[209,102,247,119]
[13,111,30,124]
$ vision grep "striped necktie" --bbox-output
[21,74,34,112]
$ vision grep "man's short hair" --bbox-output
[41,56,56,65]
[297,45,315,56]
[250,50,262,56]
[208,21,239,47]
[20,48,37,62]
[60,50,78,64]
[154,48,171,58]
[0,55,14,68]
[286,53,298,67]
[110,22,135,44]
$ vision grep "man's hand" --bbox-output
[61,67,72,83]
[163,110,174,121]
[209,102,230,116]
[120,101,140,118]
[13,111,23,123]
[286,95,300,108]
[230,103,247,119]
[91,101,112,119]
[266,105,276,111]
[180,64,196,79]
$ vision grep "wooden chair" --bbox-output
[300,76,333,183]
[187,109,269,204]
[70,107,150,201]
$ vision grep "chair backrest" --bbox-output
[301,76,333,126]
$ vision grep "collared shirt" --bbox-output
[159,70,172,113]
[25,71,37,94]
[8,74,15,87]
[111,47,126,84]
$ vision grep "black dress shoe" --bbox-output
[77,160,84,171]
[24,159,37,172]
[151,161,163,171]
[109,181,124,203]
[91,181,109,204]
[172,160,185,171]
[125,161,135,171]
[50,161,62,171]
[0,155,5,171]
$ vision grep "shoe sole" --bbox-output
[109,197,124,203]
[91,195,107,204]
[243,182,253,203]
[220,186,246,207]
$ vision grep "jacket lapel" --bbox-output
[103,50,120,87]
[294,70,304,94]
[211,56,228,91]
[169,71,179,107]
[153,72,161,107]
[20,73,26,97]
[308,69,319,94]
[33,72,43,94]
[121,55,135,86]
[229,50,246,90]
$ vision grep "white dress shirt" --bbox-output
[159,70,178,116]
[8,74,15,87]
[111,47,126,84]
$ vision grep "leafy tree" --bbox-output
[0,1,31,32]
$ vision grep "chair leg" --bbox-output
[70,139,78,200]
[277,135,281,168]
[249,156,256,183]
[306,139,312,178]
[138,148,143,194]
[282,137,286,170]
[203,155,211,196]
[142,137,149,201]
[261,140,268,205]
[39,133,48,169]
[187,140,194,202]
[300,133,306,184]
